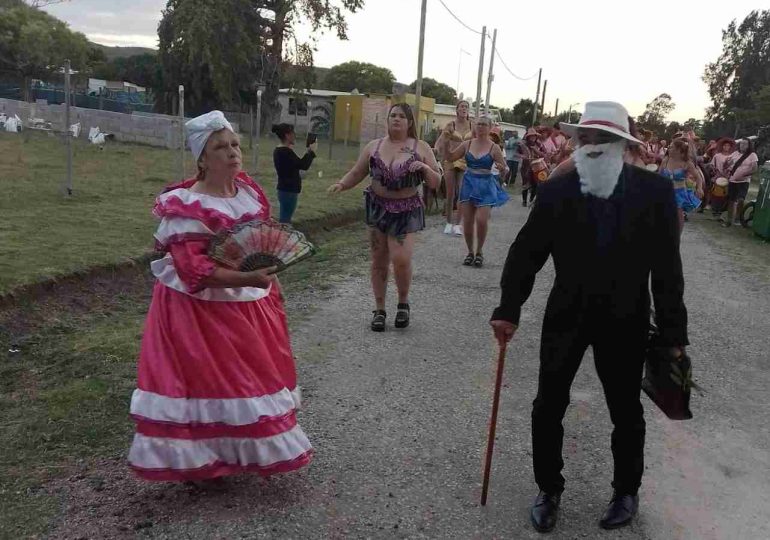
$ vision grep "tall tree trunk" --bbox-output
[260,0,289,133]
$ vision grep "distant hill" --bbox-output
[93,44,157,60]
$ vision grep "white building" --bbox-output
[277,88,352,134]
[88,78,146,95]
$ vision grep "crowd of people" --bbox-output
[125,99,758,535]
[496,119,759,232]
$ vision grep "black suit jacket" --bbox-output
[492,165,688,346]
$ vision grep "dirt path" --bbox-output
[47,198,770,539]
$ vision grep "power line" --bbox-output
[491,46,539,81]
[435,0,483,35]
[434,0,539,82]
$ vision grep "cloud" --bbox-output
[87,33,158,49]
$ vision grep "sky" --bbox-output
[42,0,760,122]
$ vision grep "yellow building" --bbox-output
[332,94,365,143]
[332,93,437,143]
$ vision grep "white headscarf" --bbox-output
[185,110,234,162]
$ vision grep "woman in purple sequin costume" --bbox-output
[329,103,442,332]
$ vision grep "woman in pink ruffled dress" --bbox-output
[127,111,312,481]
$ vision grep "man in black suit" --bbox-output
[490,102,688,533]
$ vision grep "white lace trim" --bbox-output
[130,388,302,426]
[154,217,213,246]
[128,426,312,470]
[156,184,263,220]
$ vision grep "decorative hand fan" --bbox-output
[209,220,316,273]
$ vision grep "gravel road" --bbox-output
[49,197,770,539]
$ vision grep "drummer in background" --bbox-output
[710,138,736,180]
[722,138,759,228]
[520,128,547,207]
[550,123,567,151]
[540,127,556,161]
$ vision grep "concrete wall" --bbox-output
[0,98,238,149]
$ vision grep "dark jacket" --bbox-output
[491,164,688,346]
[273,146,316,193]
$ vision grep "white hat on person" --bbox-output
[185,110,234,162]
[560,101,643,146]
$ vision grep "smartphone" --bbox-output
[306,132,317,147]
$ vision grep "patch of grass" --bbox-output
[0,130,362,294]
[0,222,370,538]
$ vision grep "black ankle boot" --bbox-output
[394,303,410,328]
[599,492,638,529]
[530,490,561,533]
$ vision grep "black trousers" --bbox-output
[532,326,646,496]
[506,160,520,185]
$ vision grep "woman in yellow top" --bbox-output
[435,100,474,236]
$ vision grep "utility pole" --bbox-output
[475,26,486,119]
[253,86,264,171]
[554,98,559,118]
[540,80,548,121]
[531,68,542,126]
[63,59,72,196]
[178,85,185,180]
[484,28,497,116]
[414,0,428,136]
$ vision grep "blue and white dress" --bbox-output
[459,150,510,208]
[660,167,701,212]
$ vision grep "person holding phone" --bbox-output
[272,123,318,223]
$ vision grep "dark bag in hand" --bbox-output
[642,326,694,420]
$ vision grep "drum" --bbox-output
[710,177,729,212]
[531,158,548,183]
[711,177,729,198]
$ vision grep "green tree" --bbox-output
[663,121,683,141]
[752,84,770,124]
[92,53,162,91]
[510,98,535,125]
[703,9,770,135]
[636,93,676,135]
[0,0,92,99]
[407,77,456,103]
[310,102,331,135]
[324,61,394,94]
[157,0,363,118]
[682,118,704,135]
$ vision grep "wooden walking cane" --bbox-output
[481,341,508,506]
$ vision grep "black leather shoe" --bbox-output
[599,493,639,530]
[530,490,561,533]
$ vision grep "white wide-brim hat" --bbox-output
[560,101,643,146]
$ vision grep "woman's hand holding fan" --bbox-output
[209,220,317,277]
[245,266,278,288]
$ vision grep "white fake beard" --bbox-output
[574,141,627,199]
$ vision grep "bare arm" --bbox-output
[330,140,376,192]
[414,140,442,190]
[491,144,507,173]
[443,139,469,163]
[687,162,705,196]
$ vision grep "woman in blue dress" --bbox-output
[442,115,509,267]
[659,138,703,232]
